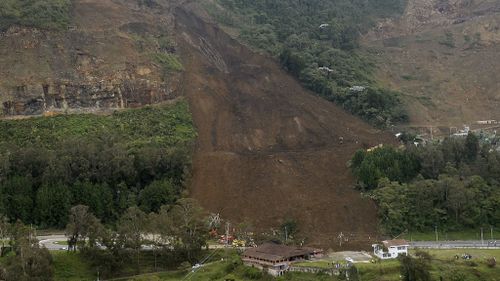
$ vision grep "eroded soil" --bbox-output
[175,7,395,248]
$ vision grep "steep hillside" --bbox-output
[0,0,181,116]
[174,4,395,247]
[0,0,399,247]
[364,0,500,128]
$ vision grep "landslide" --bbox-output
[174,6,395,247]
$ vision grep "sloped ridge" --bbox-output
[364,0,500,126]
[0,0,180,117]
[175,7,394,247]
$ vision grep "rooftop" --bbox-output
[383,239,409,248]
[242,243,321,262]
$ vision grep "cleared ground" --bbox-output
[174,5,396,248]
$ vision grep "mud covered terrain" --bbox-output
[175,6,395,247]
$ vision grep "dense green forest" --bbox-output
[207,0,409,127]
[351,134,500,235]
[0,101,196,228]
[0,0,71,30]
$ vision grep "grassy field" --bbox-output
[268,249,500,281]
[50,248,500,280]
[52,251,95,281]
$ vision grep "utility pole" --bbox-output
[284,226,288,243]
[338,232,344,247]
[225,222,230,248]
[435,225,438,242]
[481,227,484,245]
[491,226,494,240]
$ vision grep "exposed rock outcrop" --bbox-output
[0,0,181,117]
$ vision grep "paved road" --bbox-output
[411,240,500,249]
[38,235,67,251]
[37,234,500,251]
[36,234,247,251]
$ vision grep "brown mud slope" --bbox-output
[175,7,395,248]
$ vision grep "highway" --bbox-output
[36,234,500,251]
[411,240,500,249]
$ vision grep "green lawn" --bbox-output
[357,260,401,281]
[52,251,95,281]
[293,260,333,269]
[423,249,500,281]
[50,249,500,281]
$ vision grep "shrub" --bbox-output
[224,259,243,274]
[0,0,71,31]
[153,52,184,73]
[485,258,496,268]
[242,266,263,280]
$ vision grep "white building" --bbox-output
[372,239,409,259]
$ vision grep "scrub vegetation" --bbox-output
[0,0,71,30]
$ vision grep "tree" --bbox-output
[0,176,33,223]
[399,253,431,281]
[170,199,208,262]
[0,215,10,256]
[138,179,177,213]
[65,205,101,251]
[464,133,479,162]
[2,220,53,281]
[117,206,147,274]
[35,183,71,228]
[418,145,445,179]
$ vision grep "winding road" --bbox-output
[36,233,500,251]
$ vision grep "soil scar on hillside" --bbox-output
[174,7,395,247]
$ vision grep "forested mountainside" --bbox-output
[205,0,409,128]
[1,0,498,249]
[0,0,399,248]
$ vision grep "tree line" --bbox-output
[0,102,196,229]
[68,199,209,278]
[0,198,209,280]
[351,133,500,235]
[210,0,409,127]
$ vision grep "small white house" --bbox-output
[372,239,409,259]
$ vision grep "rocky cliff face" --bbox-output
[0,0,181,117]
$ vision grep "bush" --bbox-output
[241,266,263,280]
[224,259,243,274]
[153,52,184,73]
[485,257,496,268]
[0,0,71,31]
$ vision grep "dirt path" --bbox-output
[174,6,395,248]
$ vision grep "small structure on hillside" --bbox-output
[372,239,409,260]
[242,243,323,276]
